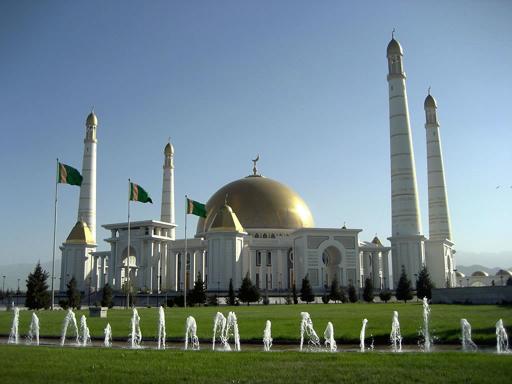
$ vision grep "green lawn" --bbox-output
[0,345,511,384]
[1,303,511,345]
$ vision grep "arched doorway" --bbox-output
[121,246,138,288]
[322,246,342,286]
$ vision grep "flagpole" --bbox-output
[184,195,188,309]
[51,158,59,310]
[127,178,131,309]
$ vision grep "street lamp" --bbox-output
[2,276,5,303]
[17,278,20,306]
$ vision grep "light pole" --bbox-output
[17,278,20,306]
[2,276,5,303]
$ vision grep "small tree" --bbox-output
[379,289,392,303]
[190,273,207,306]
[363,278,374,303]
[416,265,434,300]
[227,278,236,306]
[101,283,113,308]
[66,277,81,309]
[348,283,358,303]
[329,279,346,303]
[25,262,51,310]
[292,283,299,304]
[395,266,413,303]
[238,273,260,305]
[300,274,315,303]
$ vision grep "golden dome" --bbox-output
[86,111,98,127]
[387,38,403,56]
[197,175,314,234]
[164,142,174,156]
[65,221,94,245]
[208,204,245,233]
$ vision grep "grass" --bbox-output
[1,303,511,345]
[0,345,511,383]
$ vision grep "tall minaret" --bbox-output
[161,141,175,239]
[77,110,98,243]
[424,92,455,287]
[424,92,452,240]
[386,35,425,287]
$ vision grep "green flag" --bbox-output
[186,197,207,218]
[58,162,82,186]
[130,182,153,203]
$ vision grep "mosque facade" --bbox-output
[59,37,456,295]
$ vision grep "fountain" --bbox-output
[420,297,432,352]
[104,323,112,348]
[212,312,227,351]
[323,321,337,352]
[185,316,200,350]
[27,312,40,346]
[360,318,368,352]
[60,309,80,346]
[263,320,273,352]
[299,312,320,351]
[460,319,477,351]
[157,306,166,350]
[496,319,509,353]
[212,311,240,351]
[7,307,19,344]
[80,315,91,346]
[226,311,241,351]
[390,311,402,352]
[129,307,142,349]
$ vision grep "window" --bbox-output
[263,233,267,238]
[266,251,272,266]
[256,251,261,266]
[254,233,260,238]
[256,273,260,289]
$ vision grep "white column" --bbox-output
[161,143,175,240]
[78,112,98,243]
[386,38,424,286]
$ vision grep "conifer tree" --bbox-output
[379,289,392,303]
[416,265,434,300]
[101,283,113,308]
[348,283,358,303]
[329,279,346,303]
[227,278,236,306]
[300,274,315,303]
[238,273,260,305]
[66,277,81,309]
[25,262,51,310]
[395,266,413,303]
[190,273,206,306]
[363,278,374,302]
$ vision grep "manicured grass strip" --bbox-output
[1,303,511,344]
[1,345,511,384]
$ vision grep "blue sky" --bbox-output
[1,1,511,272]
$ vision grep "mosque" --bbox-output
[59,36,456,296]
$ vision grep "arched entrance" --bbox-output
[322,246,342,286]
[121,246,138,288]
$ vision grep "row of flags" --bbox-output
[57,161,207,217]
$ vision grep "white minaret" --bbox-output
[161,141,175,239]
[386,36,425,287]
[424,92,456,287]
[424,92,452,240]
[77,110,98,243]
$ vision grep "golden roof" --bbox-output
[197,175,314,234]
[86,111,98,127]
[164,142,174,156]
[387,38,403,56]
[208,204,245,233]
[65,221,94,245]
